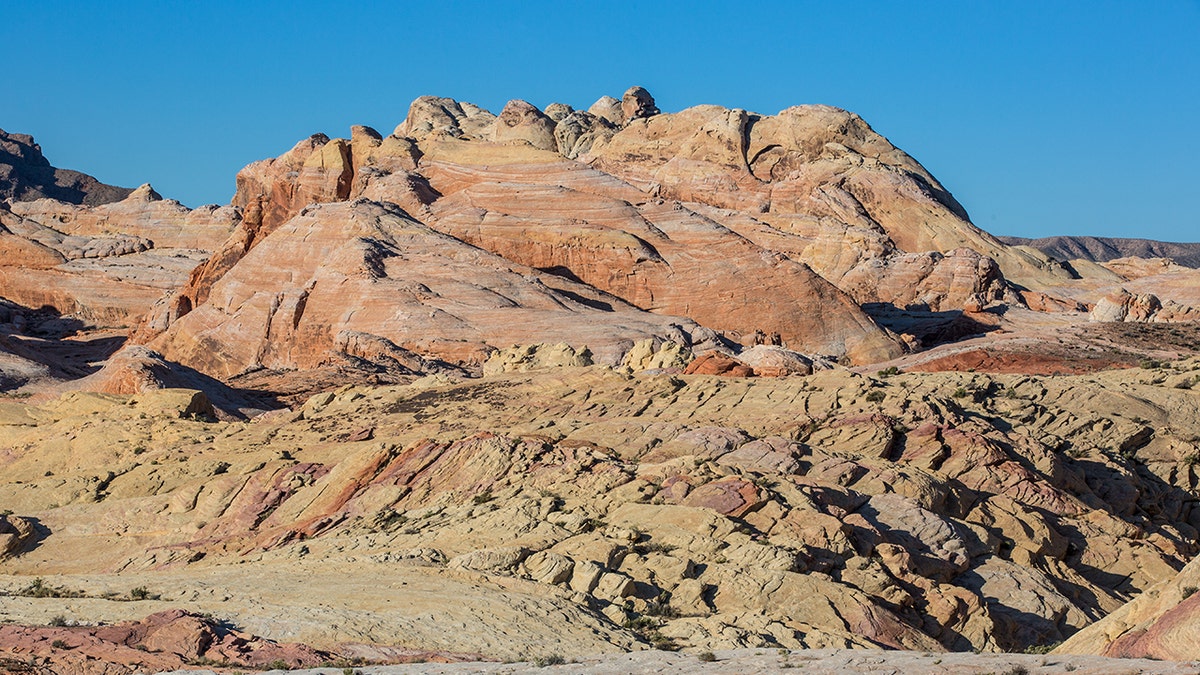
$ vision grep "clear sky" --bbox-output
[5,1,1199,242]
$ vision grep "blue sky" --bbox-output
[5,1,1199,242]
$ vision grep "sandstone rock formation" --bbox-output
[1089,288,1200,323]
[0,609,338,673]
[178,86,1185,383]
[144,200,713,378]
[0,187,237,326]
[1058,554,1200,661]
[3,359,1199,661]
[185,88,1063,366]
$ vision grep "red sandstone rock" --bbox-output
[682,477,764,517]
[0,610,333,674]
[683,352,754,377]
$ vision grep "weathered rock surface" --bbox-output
[1058,553,1200,660]
[3,94,1200,673]
[205,88,1112,366]
[143,200,710,377]
[1089,288,1200,323]
[3,360,1200,663]
[0,185,237,326]
[209,100,906,363]
[586,100,1070,293]
[0,609,337,674]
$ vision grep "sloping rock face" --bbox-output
[165,87,1102,369]
[1058,554,1200,660]
[3,361,1199,660]
[145,200,711,378]
[585,99,1069,294]
[0,129,238,331]
[0,129,133,205]
[0,187,238,326]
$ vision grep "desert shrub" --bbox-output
[697,651,716,662]
[580,518,607,533]
[623,616,658,632]
[1182,585,1197,599]
[952,387,969,399]
[128,586,161,601]
[48,615,68,627]
[472,491,494,505]
[21,578,83,599]
[634,541,677,556]
[649,632,679,651]
[532,654,565,667]
[876,366,901,378]
[864,390,886,403]
[643,599,679,618]
[51,639,68,649]
[1023,641,1060,654]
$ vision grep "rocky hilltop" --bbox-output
[0,130,133,206]
[1,88,1200,673]
[1001,235,1200,269]
[3,88,1198,399]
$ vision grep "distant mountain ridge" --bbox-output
[1000,235,1200,268]
[0,128,133,205]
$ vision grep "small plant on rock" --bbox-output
[1023,641,1060,654]
[697,651,716,662]
[580,517,607,533]
[649,631,679,651]
[532,654,565,667]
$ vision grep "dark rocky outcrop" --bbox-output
[0,129,133,205]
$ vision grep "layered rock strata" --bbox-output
[2,360,1199,658]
